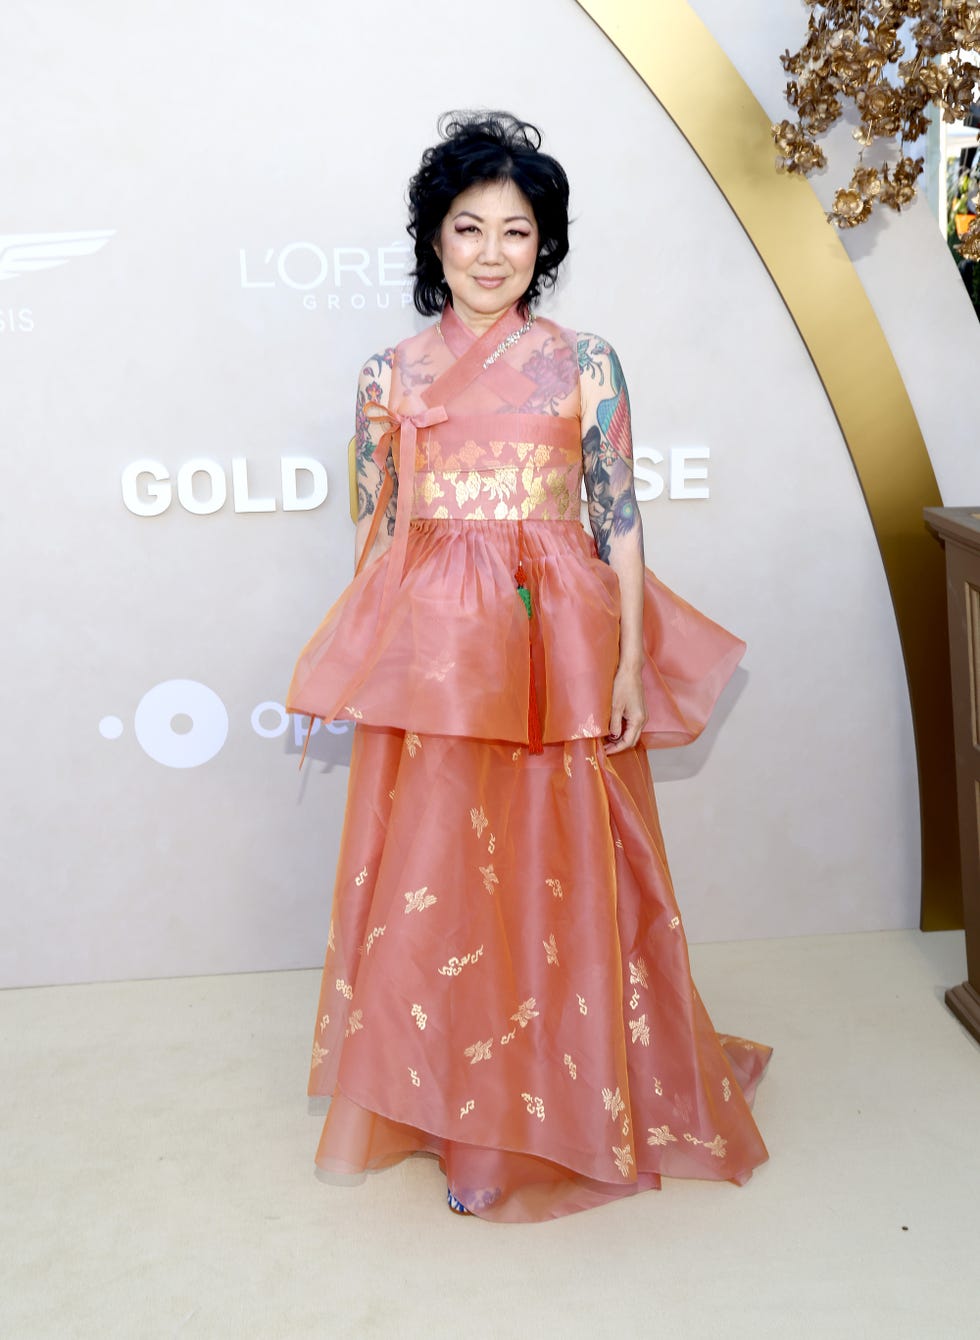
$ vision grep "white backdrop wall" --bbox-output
[2,0,976,988]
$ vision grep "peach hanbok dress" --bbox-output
[287,302,771,1223]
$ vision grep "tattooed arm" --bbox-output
[353,348,397,570]
[578,333,647,754]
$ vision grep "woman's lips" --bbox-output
[474,276,506,288]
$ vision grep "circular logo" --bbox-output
[133,680,229,769]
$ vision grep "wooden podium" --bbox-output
[926,507,980,1043]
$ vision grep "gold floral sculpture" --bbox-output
[773,0,980,258]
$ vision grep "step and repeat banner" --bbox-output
[3,0,976,987]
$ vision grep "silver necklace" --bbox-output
[435,312,537,367]
[482,314,536,368]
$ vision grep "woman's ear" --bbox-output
[432,237,442,261]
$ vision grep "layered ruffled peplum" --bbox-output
[287,517,745,750]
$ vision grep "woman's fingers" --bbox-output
[605,695,646,754]
[607,703,624,745]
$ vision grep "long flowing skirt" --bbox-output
[307,724,771,1223]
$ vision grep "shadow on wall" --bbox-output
[284,718,355,775]
[650,664,748,783]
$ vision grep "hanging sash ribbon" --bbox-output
[358,399,449,625]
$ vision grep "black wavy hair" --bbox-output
[407,111,570,317]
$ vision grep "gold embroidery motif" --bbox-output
[408,1067,421,1087]
[437,944,485,977]
[465,473,485,506]
[629,957,650,990]
[563,1053,577,1079]
[423,652,455,682]
[629,989,640,1011]
[479,863,498,895]
[545,468,571,519]
[563,750,572,778]
[311,1041,328,1068]
[470,806,488,837]
[622,1114,631,1138]
[432,505,450,521]
[629,1014,651,1047]
[521,475,546,517]
[354,867,368,887]
[722,1078,732,1103]
[464,1038,493,1064]
[487,833,496,854]
[418,473,445,506]
[499,1029,517,1045]
[447,471,480,506]
[405,732,421,758]
[344,1009,363,1038]
[326,919,336,953]
[613,834,623,846]
[512,748,522,761]
[577,994,588,1016]
[511,997,539,1028]
[587,755,599,772]
[647,1124,678,1147]
[652,1077,664,1096]
[364,925,386,955]
[411,1003,427,1031]
[521,1092,546,1121]
[404,887,436,914]
[612,1145,634,1178]
[542,933,560,966]
[343,705,363,720]
[668,916,681,930]
[683,1132,728,1159]
[546,878,564,900]
[571,714,603,739]
[459,1099,475,1118]
[319,1013,330,1032]
[602,1087,626,1123]
[481,468,518,502]
[335,978,353,1000]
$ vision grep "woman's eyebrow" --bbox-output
[452,210,532,223]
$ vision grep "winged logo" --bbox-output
[0,230,116,281]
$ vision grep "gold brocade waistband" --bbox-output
[412,462,583,523]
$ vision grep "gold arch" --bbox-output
[575,0,959,928]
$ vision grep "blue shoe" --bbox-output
[446,1186,471,1215]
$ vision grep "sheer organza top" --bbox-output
[287,302,746,752]
[389,303,583,523]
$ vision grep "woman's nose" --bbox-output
[479,231,502,262]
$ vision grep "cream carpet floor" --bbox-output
[1,929,978,1339]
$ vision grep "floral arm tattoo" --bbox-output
[577,334,643,564]
[354,348,396,533]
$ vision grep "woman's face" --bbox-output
[433,177,540,329]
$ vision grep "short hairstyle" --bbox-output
[406,111,570,317]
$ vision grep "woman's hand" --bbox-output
[605,663,647,754]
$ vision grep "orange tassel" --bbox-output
[515,522,543,754]
[298,715,316,769]
[526,645,543,754]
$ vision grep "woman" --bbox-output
[288,112,771,1223]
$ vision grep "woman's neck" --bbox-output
[445,296,517,337]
